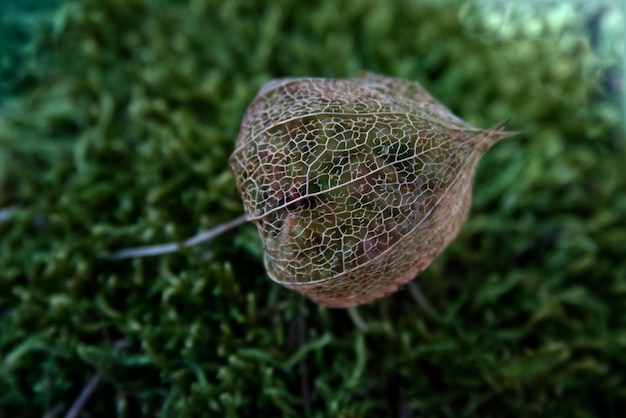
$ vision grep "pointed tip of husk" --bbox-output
[479,119,521,151]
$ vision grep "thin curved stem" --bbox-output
[64,374,101,418]
[107,214,249,260]
[347,307,369,332]
[407,281,447,323]
[63,340,129,418]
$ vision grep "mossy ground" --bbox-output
[1,0,625,417]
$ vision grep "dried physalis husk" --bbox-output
[229,72,515,308]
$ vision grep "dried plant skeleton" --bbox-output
[229,72,515,307]
[111,72,516,308]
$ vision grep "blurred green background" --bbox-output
[1,0,625,417]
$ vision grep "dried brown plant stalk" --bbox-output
[111,72,516,308]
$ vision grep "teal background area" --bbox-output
[0,0,62,100]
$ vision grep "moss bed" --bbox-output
[1,0,625,416]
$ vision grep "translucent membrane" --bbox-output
[230,72,516,308]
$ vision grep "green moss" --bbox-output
[1,0,625,416]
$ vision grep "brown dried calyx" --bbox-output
[230,72,516,308]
